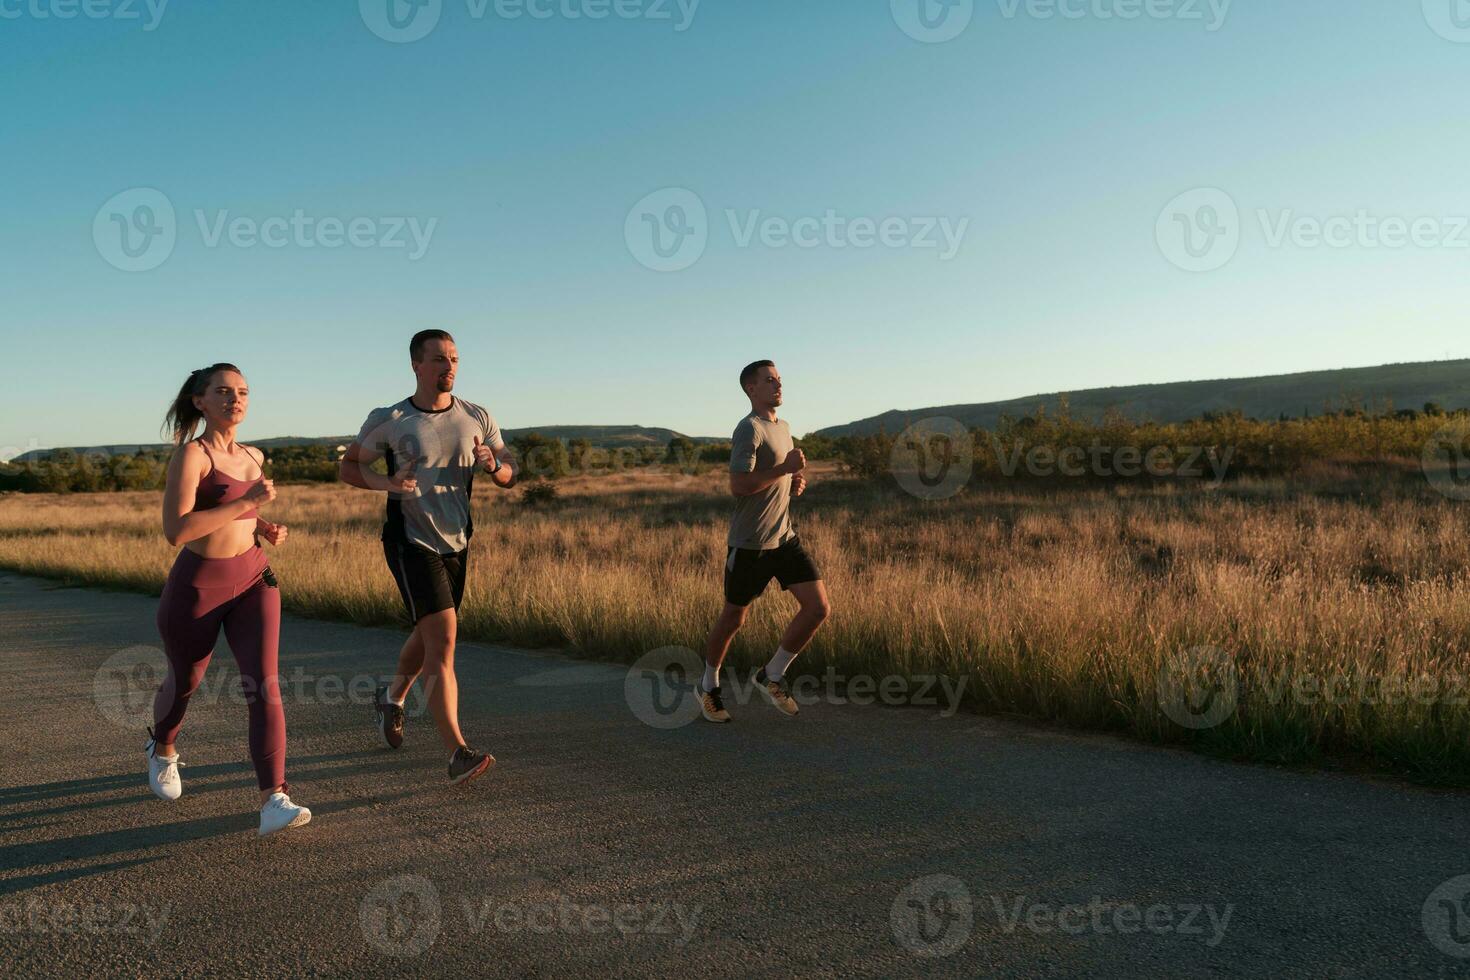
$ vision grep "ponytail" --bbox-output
[163,363,242,445]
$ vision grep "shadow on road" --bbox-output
[0,790,418,897]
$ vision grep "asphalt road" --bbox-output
[3,570,1470,978]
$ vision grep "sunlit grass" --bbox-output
[4,462,1469,784]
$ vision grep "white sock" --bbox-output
[766,647,798,682]
[386,682,406,707]
[702,664,720,692]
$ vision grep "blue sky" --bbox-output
[3,0,1468,457]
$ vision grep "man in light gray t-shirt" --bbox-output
[339,329,517,787]
[696,360,832,725]
[355,395,503,555]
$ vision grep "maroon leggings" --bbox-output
[154,546,286,791]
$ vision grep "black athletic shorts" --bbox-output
[723,536,822,607]
[383,538,467,625]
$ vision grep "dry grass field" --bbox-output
[4,461,1470,783]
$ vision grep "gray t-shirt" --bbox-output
[355,396,504,554]
[728,413,796,550]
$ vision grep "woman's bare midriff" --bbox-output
[185,519,259,560]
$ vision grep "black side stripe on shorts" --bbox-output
[390,540,417,622]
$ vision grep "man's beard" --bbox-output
[437,377,454,392]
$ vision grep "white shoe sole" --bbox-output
[259,808,311,837]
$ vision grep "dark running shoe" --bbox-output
[448,747,494,785]
[375,684,405,749]
[754,669,799,717]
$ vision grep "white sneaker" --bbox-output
[145,733,182,802]
[258,792,311,837]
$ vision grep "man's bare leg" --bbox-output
[416,608,466,751]
[777,580,831,658]
[702,601,749,681]
[751,581,831,716]
[695,602,748,722]
[387,627,425,703]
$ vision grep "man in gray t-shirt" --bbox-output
[728,413,796,550]
[696,360,832,724]
[340,329,517,786]
[354,394,502,555]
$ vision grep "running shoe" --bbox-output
[698,685,731,723]
[754,669,799,717]
[375,684,405,749]
[144,727,182,801]
[448,747,494,785]
[258,792,312,837]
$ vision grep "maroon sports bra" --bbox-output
[193,440,262,522]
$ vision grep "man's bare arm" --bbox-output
[338,442,418,494]
[730,448,805,497]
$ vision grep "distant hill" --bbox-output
[10,425,720,463]
[814,360,1470,438]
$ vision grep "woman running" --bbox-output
[145,362,311,837]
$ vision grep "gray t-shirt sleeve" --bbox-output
[463,401,505,451]
[730,417,760,474]
[354,407,392,458]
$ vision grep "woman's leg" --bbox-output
[153,581,226,755]
[222,579,286,803]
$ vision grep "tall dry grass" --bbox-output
[3,463,1469,783]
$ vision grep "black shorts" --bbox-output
[723,536,822,607]
[383,538,467,625]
